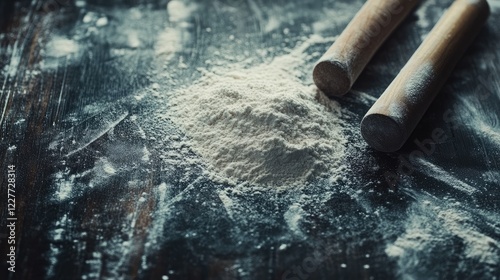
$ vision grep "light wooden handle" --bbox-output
[361,0,490,152]
[313,0,420,97]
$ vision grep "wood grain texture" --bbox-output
[313,0,420,96]
[0,0,499,279]
[361,0,490,152]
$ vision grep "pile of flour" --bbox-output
[166,40,347,186]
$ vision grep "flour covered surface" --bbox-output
[4,0,500,279]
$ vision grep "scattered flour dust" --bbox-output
[165,36,347,187]
[386,199,500,276]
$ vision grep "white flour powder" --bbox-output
[167,41,347,186]
[385,199,500,277]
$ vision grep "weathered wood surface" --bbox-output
[1,0,499,279]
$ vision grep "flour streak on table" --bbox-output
[1,0,499,279]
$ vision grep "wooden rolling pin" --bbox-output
[313,0,420,97]
[361,0,490,152]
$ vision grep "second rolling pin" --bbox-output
[313,0,420,97]
[361,0,490,152]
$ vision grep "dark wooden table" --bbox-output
[1,0,499,279]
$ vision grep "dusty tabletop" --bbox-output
[1,0,500,279]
